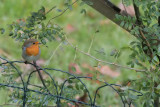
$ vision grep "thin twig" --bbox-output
[73,45,78,63]
[46,0,78,26]
[88,34,95,54]
[45,6,56,15]
[45,42,62,66]
[0,104,20,107]
[139,30,153,58]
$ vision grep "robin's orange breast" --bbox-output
[26,45,39,56]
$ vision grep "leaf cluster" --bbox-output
[114,0,160,106]
[2,6,65,45]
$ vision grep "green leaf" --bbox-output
[52,30,57,34]
[41,23,45,30]
[127,61,132,65]
[39,32,43,39]
[46,36,52,42]
[79,84,83,90]
[132,17,136,23]
[84,1,93,5]
[80,1,85,6]
[92,74,96,80]
[120,21,125,27]
[128,23,133,30]
[131,63,134,68]
[153,56,159,63]
[56,9,62,12]
[38,6,45,15]
[68,79,73,83]
[119,15,124,20]
[0,28,5,34]
[47,29,51,35]
[128,16,132,22]
[156,84,160,89]
[135,59,143,66]
[124,22,129,29]
[9,31,13,36]
[81,9,86,15]
[110,49,117,56]
[115,14,120,20]
[158,45,160,55]
[8,25,13,30]
[130,41,137,45]
[151,92,156,99]
[67,85,73,89]
[128,93,138,100]
[142,82,147,87]
[83,89,87,93]
[41,39,46,45]
[143,46,148,50]
[68,5,72,10]
[75,83,79,90]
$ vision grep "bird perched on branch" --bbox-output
[22,39,41,63]
[22,39,50,93]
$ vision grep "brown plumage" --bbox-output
[22,39,38,48]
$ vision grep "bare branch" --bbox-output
[139,30,153,58]
[65,36,147,72]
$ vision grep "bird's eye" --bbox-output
[33,43,35,44]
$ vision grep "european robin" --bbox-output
[22,39,50,93]
[22,39,41,62]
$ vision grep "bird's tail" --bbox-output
[33,61,50,94]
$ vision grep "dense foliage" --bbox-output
[116,0,160,106]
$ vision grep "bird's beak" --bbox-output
[38,43,42,44]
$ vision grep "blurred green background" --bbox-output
[0,0,139,106]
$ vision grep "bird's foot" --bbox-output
[24,61,29,64]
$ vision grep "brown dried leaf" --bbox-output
[99,66,120,78]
